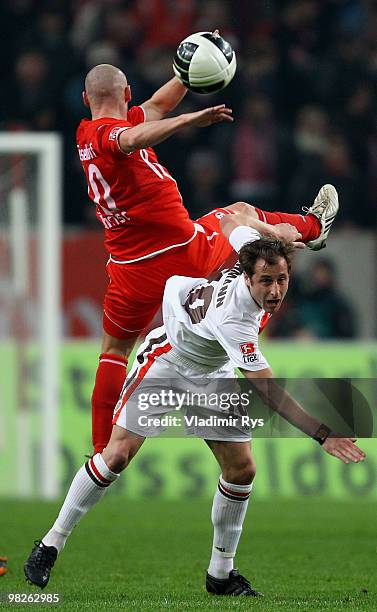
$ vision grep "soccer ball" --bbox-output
[173,31,236,94]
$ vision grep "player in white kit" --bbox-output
[112,235,272,442]
[25,194,366,596]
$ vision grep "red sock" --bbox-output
[91,353,128,454]
[254,208,321,242]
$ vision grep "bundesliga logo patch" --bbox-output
[109,127,122,141]
[239,342,258,364]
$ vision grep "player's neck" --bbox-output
[90,103,128,121]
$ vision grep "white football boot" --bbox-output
[303,184,339,251]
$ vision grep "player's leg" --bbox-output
[24,425,145,588]
[192,184,338,278]
[224,200,321,242]
[224,184,339,248]
[44,425,144,551]
[91,331,137,454]
[92,260,161,454]
[204,440,262,597]
[190,185,334,279]
[206,440,255,577]
[25,330,174,588]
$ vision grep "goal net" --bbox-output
[0,134,62,499]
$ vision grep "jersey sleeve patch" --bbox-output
[211,318,270,372]
[108,126,133,155]
[109,126,126,141]
[97,122,131,158]
[239,342,259,364]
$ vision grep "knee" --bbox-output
[103,440,133,473]
[227,201,258,218]
[224,457,256,486]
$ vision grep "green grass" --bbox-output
[0,498,375,610]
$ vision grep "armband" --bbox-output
[312,424,331,445]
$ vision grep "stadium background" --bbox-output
[0,0,376,608]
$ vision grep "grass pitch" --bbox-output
[0,498,375,611]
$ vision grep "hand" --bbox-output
[185,105,233,128]
[273,223,305,248]
[322,437,366,464]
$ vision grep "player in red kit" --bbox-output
[77,64,339,454]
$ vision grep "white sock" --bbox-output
[42,454,118,553]
[207,475,252,579]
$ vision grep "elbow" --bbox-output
[147,99,168,120]
[155,104,170,118]
[126,136,138,150]
[119,134,138,153]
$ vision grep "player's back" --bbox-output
[163,265,269,372]
[76,106,195,262]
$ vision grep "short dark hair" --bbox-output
[239,238,295,277]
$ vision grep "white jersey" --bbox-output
[162,264,270,373]
[114,227,269,439]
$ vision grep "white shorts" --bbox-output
[113,327,251,442]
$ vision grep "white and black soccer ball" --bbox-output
[173,31,236,94]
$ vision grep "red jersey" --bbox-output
[76,106,196,262]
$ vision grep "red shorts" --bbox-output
[103,208,235,339]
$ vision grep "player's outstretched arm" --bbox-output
[119,105,233,153]
[142,77,188,121]
[241,368,366,464]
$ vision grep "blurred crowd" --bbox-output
[268,257,357,338]
[1,0,376,338]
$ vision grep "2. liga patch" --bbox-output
[239,342,258,363]
[109,127,123,141]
